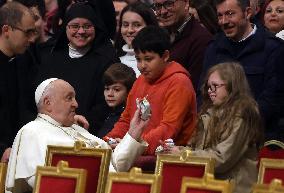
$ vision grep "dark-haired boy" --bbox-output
[105,26,197,155]
[97,63,136,138]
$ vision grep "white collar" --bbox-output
[122,44,135,55]
[68,44,91,58]
[276,30,284,40]
[238,24,257,42]
[37,113,100,147]
[37,113,65,127]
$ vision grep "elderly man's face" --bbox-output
[153,0,189,28]
[49,80,78,127]
[66,17,95,49]
[216,0,252,41]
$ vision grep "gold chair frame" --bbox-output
[105,167,161,193]
[180,173,233,193]
[33,161,86,193]
[258,158,284,184]
[0,163,7,193]
[264,140,284,149]
[253,179,284,193]
[155,150,215,175]
[45,141,111,193]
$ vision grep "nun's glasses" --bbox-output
[67,24,94,32]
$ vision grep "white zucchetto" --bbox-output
[35,78,58,105]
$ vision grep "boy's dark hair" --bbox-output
[103,63,136,92]
[132,26,171,57]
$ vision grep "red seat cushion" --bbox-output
[51,154,101,193]
[160,163,205,193]
[133,156,157,172]
[110,182,151,193]
[263,167,284,184]
[39,176,76,193]
[186,188,221,193]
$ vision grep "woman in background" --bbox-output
[114,2,158,77]
[262,0,284,37]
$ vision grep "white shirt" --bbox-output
[239,24,257,42]
[6,113,147,193]
[276,30,284,40]
[119,44,140,77]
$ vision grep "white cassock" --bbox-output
[6,113,148,193]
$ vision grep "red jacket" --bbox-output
[104,61,197,155]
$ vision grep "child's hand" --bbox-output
[156,139,181,155]
[107,137,121,149]
[110,138,122,149]
[163,145,181,155]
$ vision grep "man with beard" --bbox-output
[151,0,212,90]
[201,0,284,142]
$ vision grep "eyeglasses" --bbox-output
[265,7,284,14]
[11,25,38,38]
[207,83,226,92]
[67,24,94,32]
[151,0,176,12]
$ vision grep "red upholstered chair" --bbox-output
[0,163,7,193]
[253,179,284,193]
[258,158,284,184]
[133,155,157,173]
[45,141,111,193]
[33,161,86,193]
[155,150,215,193]
[180,173,233,193]
[105,167,161,193]
[258,140,284,167]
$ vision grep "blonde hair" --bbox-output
[197,62,263,148]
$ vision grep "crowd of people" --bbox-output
[0,0,284,193]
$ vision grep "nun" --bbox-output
[33,2,118,134]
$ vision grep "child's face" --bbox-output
[121,11,146,48]
[207,70,228,105]
[135,50,169,83]
[104,83,128,108]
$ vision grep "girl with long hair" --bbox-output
[163,62,263,193]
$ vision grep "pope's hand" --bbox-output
[1,147,11,162]
[128,107,150,141]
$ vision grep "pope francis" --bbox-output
[5,78,149,193]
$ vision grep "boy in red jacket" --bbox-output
[104,26,197,155]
